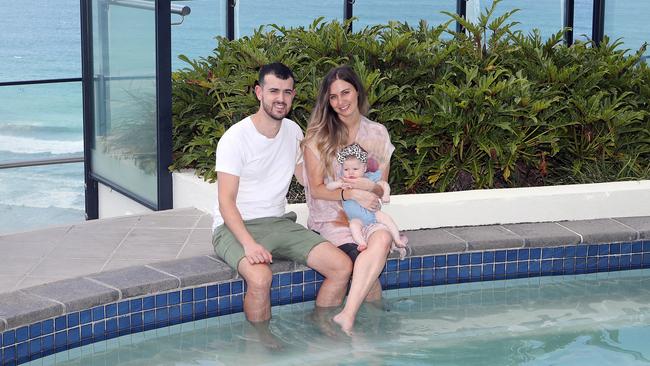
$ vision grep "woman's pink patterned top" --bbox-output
[303,116,395,246]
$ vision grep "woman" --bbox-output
[302,65,395,333]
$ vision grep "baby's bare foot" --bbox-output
[357,243,367,252]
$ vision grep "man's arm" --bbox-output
[217,171,272,264]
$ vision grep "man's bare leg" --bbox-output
[307,241,353,307]
[237,260,273,322]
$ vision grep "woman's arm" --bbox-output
[305,147,381,210]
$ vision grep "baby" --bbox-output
[327,143,408,257]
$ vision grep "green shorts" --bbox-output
[212,212,326,270]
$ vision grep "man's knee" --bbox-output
[239,263,273,292]
[308,242,353,279]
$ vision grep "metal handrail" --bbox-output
[111,0,191,16]
[0,77,81,87]
[0,156,84,170]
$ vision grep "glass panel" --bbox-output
[0,83,85,234]
[605,0,650,57]
[471,0,564,41]
[0,0,81,81]
[172,0,226,70]
[0,164,85,235]
[91,0,158,205]
[235,0,342,37]
[573,0,593,43]
[354,0,455,30]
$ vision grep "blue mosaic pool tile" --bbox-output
[409,270,422,286]
[385,272,398,289]
[143,310,155,327]
[632,242,643,253]
[155,294,168,308]
[458,266,470,282]
[205,285,218,299]
[14,328,27,344]
[505,250,516,262]
[194,287,207,301]
[92,321,105,339]
[315,272,325,281]
[181,303,194,319]
[446,267,458,283]
[459,253,470,266]
[494,263,505,278]
[116,301,130,316]
[291,285,302,302]
[422,256,434,269]
[553,247,565,259]
[67,327,80,345]
[586,257,598,272]
[130,298,143,313]
[564,259,575,274]
[483,251,494,263]
[411,257,422,270]
[77,310,91,326]
[143,296,156,310]
[552,259,564,274]
[468,252,480,265]
[643,241,650,252]
[541,260,553,275]
[3,345,16,363]
[41,334,54,354]
[54,330,68,350]
[279,287,291,305]
[218,283,231,297]
[575,245,587,257]
[597,257,609,271]
[517,262,528,276]
[608,256,620,270]
[16,342,28,363]
[117,316,130,331]
[398,271,410,288]
[41,319,53,336]
[156,307,170,325]
[106,303,117,318]
[505,263,517,278]
[130,313,143,328]
[292,272,303,285]
[610,243,621,255]
[105,318,118,334]
[67,312,79,329]
[279,273,291,286]
[434,268,446,285]
[587,244,598,256]
[29,337,40,357]
[528,260,540,275]
[194,302,207,321]
[171,304,183,321]
[230,294,244,312]
[447,254,459,266]
[182,289,193,303]
[434,255,446,267]
[494,250,507,263]
[631,254,642,268]
[2,330,16,347]
[643,253,650,266]
[80,324,92,340]
[482,264,494,279]
[541,248,553,260]
[304,269,316,282]
[218,296,230,315]
[232,281,244,294]
[398,258,410,271]
[621,242,632,254]
[619,254,631,269]
[28,323,41,339]
[598,244,609,256]
[92,306,104,322]
[564,246,576,258]
[422,269,434,285]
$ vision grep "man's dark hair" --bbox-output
[258,62,294,86]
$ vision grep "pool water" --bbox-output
[29,269,650,365]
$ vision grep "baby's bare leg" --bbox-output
[349,219,368,251]
[378,181,391,203]
[375,211,406,247]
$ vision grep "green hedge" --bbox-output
[171,1,650,197]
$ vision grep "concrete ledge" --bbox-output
[1,216,649,334]
[0,291,64,330]
[88,267,180,298]
[23,278,120,313]
[147,256,234,287]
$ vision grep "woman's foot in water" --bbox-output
[332,311,354,335]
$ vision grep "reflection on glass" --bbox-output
[354,0,455,30]
[470,0,563,40]
[605,0,649,56]
[172,0,226,70]
[235,0,342,37]
[91,0,158,205]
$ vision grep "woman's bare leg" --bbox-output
[374,211,406,247]
[333,230,391,334]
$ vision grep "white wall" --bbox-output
[99,171,650,229]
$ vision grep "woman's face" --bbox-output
[328,79,359,120]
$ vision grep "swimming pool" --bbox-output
[25,269,650,365]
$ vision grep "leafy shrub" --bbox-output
[171,0,650,200]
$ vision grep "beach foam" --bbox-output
[0,134,83,154]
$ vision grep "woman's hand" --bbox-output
[342,176,376,191]
[350,189,381,211]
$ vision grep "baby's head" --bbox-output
[337,143,368,179]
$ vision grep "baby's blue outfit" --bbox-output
[342,170,382,226]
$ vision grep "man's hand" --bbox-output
[243,242,273,264]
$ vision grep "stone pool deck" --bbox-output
[0,207,649,332]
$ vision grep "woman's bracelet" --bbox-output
[341,189,346,201]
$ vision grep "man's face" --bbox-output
[255,74,295,121]
[342,158,366,179]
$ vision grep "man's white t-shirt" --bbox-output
[212,116,303,230]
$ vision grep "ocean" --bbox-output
[0,0,644,234]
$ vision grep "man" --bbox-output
[212,62,352,323]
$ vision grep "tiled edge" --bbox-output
[146,256,233,288]
[22,278,120,313]
[558,218,640,243]
[613,216,650,239]
[446,225,524,251]
[2,222,650,364]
